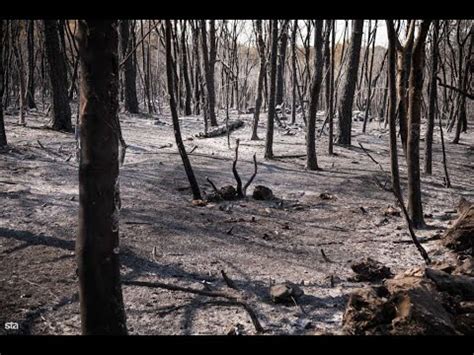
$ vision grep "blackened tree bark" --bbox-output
[362,20,377,133]
[165,20,202,201]
[119,20,139,114]
[76,20,127,335]
[424,20,439,175]
[395,21,416,156]
[251,20,265,141]
[200,20,218,126]
[264,20,278,159]
[180,20,193,116]
[26,20,36,109]
[291,20,297,124]
[337,20,364,145]
[0,20,7,147]
[276,20,289,107]
[386,20,403,202]
[191,21,202,115]
[306,20,323,170]
[43,20,72,132]
[328,20,335,155]
[12,21,26,125]
[407,20,431,228]
[452,23,472,144]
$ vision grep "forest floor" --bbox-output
[0,107,473,335]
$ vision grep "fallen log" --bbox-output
[196,119,244,138]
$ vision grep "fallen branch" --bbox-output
[206,177,220,195]
[358,142,385,173]
[394,192,431,265]
[291,295,307,315]
[122,279,264,333]
[358,144,431,265]
[0,180,17,185]
[123,221,153,225]
[188,145,198,154]
[221,270,238,290]
[197,120,244,138]
[320,249,331,263]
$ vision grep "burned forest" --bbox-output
[0,19,473,337]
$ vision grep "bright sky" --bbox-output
[236,20,389,48]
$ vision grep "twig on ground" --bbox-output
[221,270,238,290]
[358,142,431,265]
[122,279,264,333]
[394,192,431,265]
[206,177,220,195]
[291,295,307,315]
[188,145,198,154]
[320,249,332,263]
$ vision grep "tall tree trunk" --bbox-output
[264,20,278,159]
[291,20,297,125]
[43,20,72,132]
[407,20,431,228]
[76,19,127,335]
[165,20,202,201]
[180,20,193,116]
[424,20,439,175]
[328,20,335,155]
[0,20,7,147]
[12,21,26,125]
[119,20,139,114]
[452,23,472,144]
[251,20,265,141]
[396,21,416,156]
[386,20,403,202]
[362,21,377,132]
[306,21,323,170]
[191,21,202,115]
[26,20,36,109]
[276,20,288,107]
[337,20,364,145]
[200,20,218,126]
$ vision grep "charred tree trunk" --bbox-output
[12,21,26,125]
[328,20,335,155]
[386,20,403,202]
[43,20,72,132]
[291,20,297,125]
[165,20,202,201]
[306,21,323,170]
[264,20,278,160]
[395,21,416,156]
[251,20,265,141]
[26,20,36,109]
[407,20,431,228]
[76,20,127,335]
[337,20,364,145]
[452,23,472,144]
[0,20,7,147]
[276,20,288,107]
[119,20,139,114]
[362,21,377,132]
[200,20,218,126]
[180,20,193,116]
[424,21,439,175]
